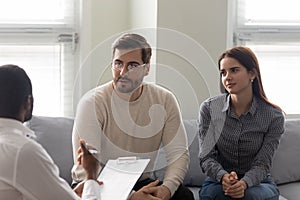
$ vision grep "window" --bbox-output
[234,0,300,116]
[0,0,78,117]
[237,0,300,27]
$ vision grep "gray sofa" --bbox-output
[26,116,300,200]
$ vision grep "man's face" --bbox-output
[112,48,149,94]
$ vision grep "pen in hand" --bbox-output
[79,139,100,180]
[80,139,98,154]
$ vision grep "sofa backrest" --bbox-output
[25,115,74,185]
[26,116,207,186]
[153,120,207,187]
[182,120,208,186]
[155,118,300,187]
[25,116,300,187]
[180,118,300,186]
[271,119,300,185]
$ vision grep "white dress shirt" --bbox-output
[0,118,101,200]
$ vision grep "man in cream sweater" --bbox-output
[72,33,194,200]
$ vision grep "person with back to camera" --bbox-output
[71,33,194,200]
[0,64,102,200]
[198,46,285,200]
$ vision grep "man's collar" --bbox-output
[0,118,36,139]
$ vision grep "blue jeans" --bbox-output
[199,177,279,200]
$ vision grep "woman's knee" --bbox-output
[243,184,279,200]
[199,182,227,200]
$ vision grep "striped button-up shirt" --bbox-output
[198,94,285,187]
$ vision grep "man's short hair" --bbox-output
[111,33,152,64]
[0,64,32,118]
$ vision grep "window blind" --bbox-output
[235,0,300,116]
[0,0,77,117]
[247,43,300,114]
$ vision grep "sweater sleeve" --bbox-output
[71,89,103,182]
[161,93,189,196]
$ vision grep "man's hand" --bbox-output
[130,180,162,200]
[143,184,171,200]
[77,139,100,180]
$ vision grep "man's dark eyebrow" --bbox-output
[113,59,122,63]
[113,60,140,65]
[128,61,141,65]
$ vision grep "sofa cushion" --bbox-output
[271,119,300,185]
[153,120,207,187]
[25,115,74,185]
[278,182,300,200]
[182,120,207,186]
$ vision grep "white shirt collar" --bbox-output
[0,118,36,139]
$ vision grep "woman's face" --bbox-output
[220,57,255,95]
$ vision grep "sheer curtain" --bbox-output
[235,0,300,115]
[0,0,78,117]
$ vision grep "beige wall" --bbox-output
[157,0,228,62]
[156,0,228,119]
[75,0,229,119]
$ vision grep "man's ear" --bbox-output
[144,63,150,76]
[23,95,33,122]
[24,95,32,110]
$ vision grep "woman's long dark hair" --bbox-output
[218,46,282,111]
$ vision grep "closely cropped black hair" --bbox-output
[111,33,152,64]
[0,64,32,118]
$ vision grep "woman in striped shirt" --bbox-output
[198,46,284,200]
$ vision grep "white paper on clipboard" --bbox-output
[97,157,150,200]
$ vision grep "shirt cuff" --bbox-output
[127,190,135,200]
[241,176,253,188]
[216,169,228,182]
[82,180,101,200]
[162,181,176,197]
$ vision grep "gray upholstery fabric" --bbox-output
[25,115,74,185]
[271,119,300,185]
[181,119,300,187]
[182,120,207,186]
[24,116,300,200]
[278,182,300,200]
[153,120,207,187]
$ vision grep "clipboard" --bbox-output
[97,157,150,200]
